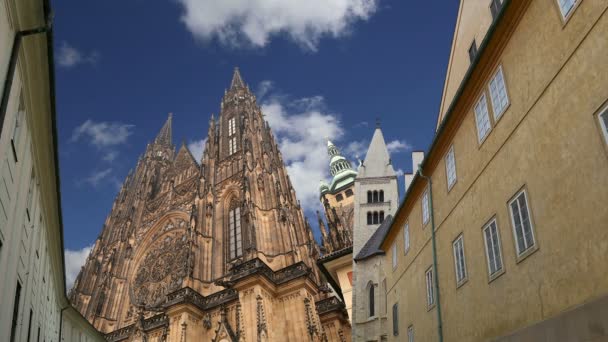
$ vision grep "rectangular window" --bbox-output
[10,282,22,342]
[11,96,25,162]
[489,66,509,120]
[392,303,399,336]
[404,223,410,253]
[422,188,430,225]
[598,106,608,144]
[452,235,467,285]
[408,325,414,342]
[392,242,397,269]
[509,189,536,256]
[490,0,503,19]
[483,219,504,276]
[228,117,236,136]
[425,267,434,307]
[474,94,492,143]
[26,169,35,221]
[445,145,457,190]
[557,0,577,18]
[229,207,242,259]
[468,40,478,63]
[228,137,237,155]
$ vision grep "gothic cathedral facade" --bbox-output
[69,69,351,342]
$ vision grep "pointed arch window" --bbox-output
[229,200,242,260]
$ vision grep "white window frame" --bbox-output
[425,266,434,307]
[421,188,430,226]
[557,0,578,19]
[488,66,509,120]
[228,137,237,155]
[403,222,410,254]
[408,325,414,342]
[509,189,536,257]
[483,218,504,278]
[598,105,608,145]
[445,145,457,190]
[392,242,397,270]
[452,234,467,286]
[474,94,492,143]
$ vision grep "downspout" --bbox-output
[59,305,69,342]
[0,24,51,139]
[418,166,444,342]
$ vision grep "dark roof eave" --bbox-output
[378,0,513,250]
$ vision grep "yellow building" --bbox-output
[0,0,103,341]
[379,0,608,341]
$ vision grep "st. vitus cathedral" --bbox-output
[69,69,351,342]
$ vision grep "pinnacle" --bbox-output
[230,67,246,89]
[154,113,173,146]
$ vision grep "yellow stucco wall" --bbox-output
[384,0,608,341]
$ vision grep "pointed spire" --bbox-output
[155,113,173,146]
[359,126,396,178]
[230,67,245,89]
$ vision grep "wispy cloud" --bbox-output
[57,42,99,68]
[81,168,113,187]
[175,0,379,51]
[71,119,134,148]
[387,139,412,154]
[102,151,119,162]
[260,83,343,211]
[64,245,92,290]
[344,139,368,159]
[187,138,207,162]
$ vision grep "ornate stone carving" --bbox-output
[131,232,191,308]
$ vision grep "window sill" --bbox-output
[455,278,468,290]
[488,268,506,284]
[426,303,436,312]
[515,244,539,264]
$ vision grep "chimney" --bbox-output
[405,151,425,192]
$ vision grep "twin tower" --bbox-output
[69,69,353,341]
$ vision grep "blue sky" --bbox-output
[55,0,459,285]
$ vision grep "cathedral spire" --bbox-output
[230,67,246,89]
[155,113,173,146]
[358,126,396,178]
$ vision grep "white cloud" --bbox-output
[82,168,113,187]
[102,151,119,162]
[65,245,92,290]
[386,139,412,154]
[71,119,134,148]
[57,42,99,68]
[256,80,274,99]
[188,138,207,162]
[260,89,343,211]
[344,139,368,159]
[175,0,379,51]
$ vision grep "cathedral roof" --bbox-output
[357,126,396,179]
[154,113,173,146]
[174,142,199,167]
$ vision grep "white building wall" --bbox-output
[0,1,103,341]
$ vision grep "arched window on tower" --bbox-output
[368,282,375,317]
[367,191,372,203]
[380,211,385,223]
[345,189,353,197]
[373,211,379,224]
[229,200,242,260]
[379,190,384,202]
[373,191,379,203]
[367,212,372,225]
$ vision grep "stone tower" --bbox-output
[69,69,351,342]
[318,140,357,254]
[351,125,399,341]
